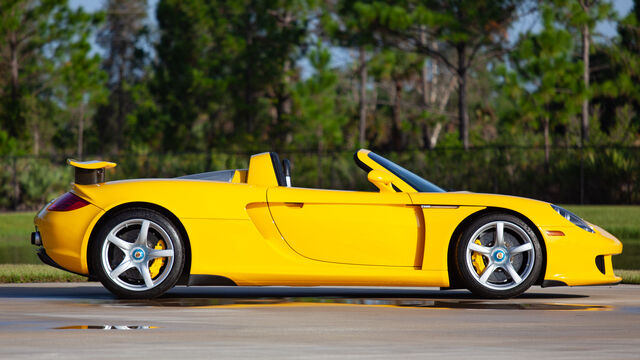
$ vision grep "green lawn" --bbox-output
[0,264,86,283]
[1,208,639,283]
[0,212,36,242]
[565,205,640,241]
[0,212,40,264]
[616,270,640,284]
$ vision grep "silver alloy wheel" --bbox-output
[464,220,535,291]
[100,218,175,292]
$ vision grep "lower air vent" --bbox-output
[595,255,606,275]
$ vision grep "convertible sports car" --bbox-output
[31,150,622,299]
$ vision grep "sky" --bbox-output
[513,0,634,41]
[70,0,634,76]
[70,0,634,36]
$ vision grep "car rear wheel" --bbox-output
[91,209,184,299]
[455,213,542,298]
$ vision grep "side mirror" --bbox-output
[367,169,396,193]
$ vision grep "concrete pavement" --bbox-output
[0,283,639,359]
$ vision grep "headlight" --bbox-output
[551,204,595,233]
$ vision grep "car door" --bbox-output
[267,187,424,267]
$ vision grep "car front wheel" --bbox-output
[455,213,542,298]
[91,209,185,299]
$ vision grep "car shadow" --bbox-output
[163,286,588,300]
[0,283,589,306]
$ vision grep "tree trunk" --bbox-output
[358,46,367,147]
[421,54,430,148]
[581,21,590,146]
[77,105,85,160]
[391,79,403,150]
[457,44,469,150]
[543,116,550,170]
[9,31,19,104]
[9,30,21,138]
[316,125,324,188]
[422,57,429,106]
[428,122,443,149]
[33,123,40,156]
[421,61,431,150]
[429,42,439,105]
[116,61,125,153]
[272,58,292,148]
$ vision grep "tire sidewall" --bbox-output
[90,208,185,299]
[455,213,543,299]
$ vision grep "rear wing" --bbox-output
[67,159,117,185]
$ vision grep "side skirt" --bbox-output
[541,280,568,288]
[188,274,237,286]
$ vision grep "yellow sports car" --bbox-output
[31,150,622,299]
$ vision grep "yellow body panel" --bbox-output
[419,205,487,272]
[268,187,420,266]
[33,150,622,291]
[231,170,248,183]
[542,224,622,285]
[67,159,117,169]
[34,203,103,274]
[247,152,279,186]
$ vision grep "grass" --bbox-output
[565,205,640,241]
[0,212,35,242]
[0,264,86,283]
[617,270,640,285]
[0,211,40,264]
[1,208,639,284]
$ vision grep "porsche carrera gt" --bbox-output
[31,150,622,298]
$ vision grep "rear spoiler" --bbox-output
[67,159,117,185]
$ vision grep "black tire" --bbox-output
[90,208,185,299]
[454,213,543,298]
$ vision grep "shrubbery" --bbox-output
[1,146,638,211]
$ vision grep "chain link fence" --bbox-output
[2,146,639,210]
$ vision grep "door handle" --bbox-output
[284,202,304,208]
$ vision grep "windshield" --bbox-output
[367,152,445,193]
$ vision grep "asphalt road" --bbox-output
[1,283,639,359]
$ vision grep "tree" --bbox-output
[58,33,108,159]
[499,5,583,165]
[354,0,524,150]
[549,0,615,145]
[322,0,380,147]
[0,0,102,154]
[95,0,148,153]
[591,0,640,136]
[152,0,231,152]
[153,0,309,152]
[292,45,347,186]
[369,49,423,150]
[227,0,308,148]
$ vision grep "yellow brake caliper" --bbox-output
[471,239,486,275]
[148,239,167,279]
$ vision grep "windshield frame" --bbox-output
[359,151,446,193]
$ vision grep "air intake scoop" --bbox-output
[67,159,117,185]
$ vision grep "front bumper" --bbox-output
[541,224,623,286]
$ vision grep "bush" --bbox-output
[1,146,639,211]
